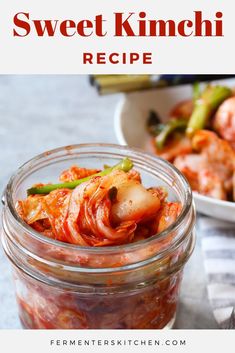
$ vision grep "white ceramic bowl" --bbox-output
[114,78,235,222]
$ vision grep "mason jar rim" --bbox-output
[4,143,193,256]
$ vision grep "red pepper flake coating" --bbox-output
[17,166,181,247]
[59,165,101,182]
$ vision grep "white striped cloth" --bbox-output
[199,216,235,328]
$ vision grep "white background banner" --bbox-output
[0,0,234,73]
[0,330,234,353]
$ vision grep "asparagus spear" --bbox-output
[186,85,232,137]
[27,158,133,196]
[155,118,187,150]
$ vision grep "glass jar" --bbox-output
[1,144,195,329]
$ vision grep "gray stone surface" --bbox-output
[0,75,218,329]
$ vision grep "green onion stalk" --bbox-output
[186,85,232,137]
[27,158,133,196]
[155,118,188,150]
